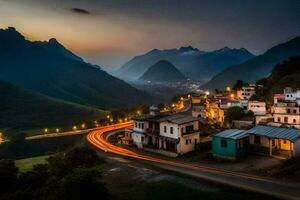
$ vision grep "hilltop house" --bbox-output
[236,84,256,100]
[132,106,200,157]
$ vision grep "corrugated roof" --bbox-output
[214,129,248,140]
[246,125,300,141]
[158,114,198,124]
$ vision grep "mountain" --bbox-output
[114,45,254,81]
[0,27,151,109]
[251,56,300,105]
[138,60,186,83]
[0,80,107,135]
[202,36,300,90]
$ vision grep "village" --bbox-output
[120,84,300,162]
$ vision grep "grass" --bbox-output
[15,155,49,172]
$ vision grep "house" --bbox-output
[247,101,266,115]
[236,84,256,100]
[232,116,254,129]
[212,129,248,160]
[131,107,200,157]
[273,102,300,128]
[247,125,300,158]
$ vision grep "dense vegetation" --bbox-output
[0,147,108,200]
[225,106,254,123]
[0,80,108,137]
[251,56,300,106]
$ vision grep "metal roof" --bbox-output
[158,114,198,125]
[214,129,248,140]
[246,125,300,141]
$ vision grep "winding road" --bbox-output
[87,122,300,200]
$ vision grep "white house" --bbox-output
[273,102,300,128]
[247,101,266,115]
[159,115,200,155]
[131,110,200,157]
[237,84,256,100]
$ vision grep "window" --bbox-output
[283,140,287,144]
[195,139,198,144]
[141,136,144,142]
[186,125,194,133]
[138,123,141,129]
[293,119,297,123]
[186,139,188,145]
[254,136,261,144]
[170,127,174,134]
[294,109,297,114]
[284,117,288,123]
[287,109,291,113]
[277,117,281,122]
[141,123,144,129]
[221,139,227,148]
[164,126,167,133]
[135,122,138,127]
[189,139,192,144]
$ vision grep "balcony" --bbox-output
[145,128,159,135]
[182,129,200,136]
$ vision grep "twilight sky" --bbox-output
[0,0,299,71]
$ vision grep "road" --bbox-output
[87,122,300,200]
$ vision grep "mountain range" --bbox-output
[202,36,300,90]
[0,27,151,109]
[114,45,255,81]
[138,60,186,83]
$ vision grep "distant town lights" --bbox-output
[205,91,210,96]
[81,124,86,129]
[56,128,60,133]
[73,126,77,131]
[44,128,48,133]
[226,86,231,92]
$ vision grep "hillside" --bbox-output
[114,46,254,81]
[0,80,107,136]
[202,36,300,90]
[0,27,151,109]
[138,60,186,82]
[251,56,300,104]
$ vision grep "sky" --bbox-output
[0,0,299,71]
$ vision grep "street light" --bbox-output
[81,123,86,129]
[44,128,48,133]
[73,126,77,131]
[106,115,110,119]
[56,128,60,133]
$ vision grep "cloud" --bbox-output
[70,8,91,15]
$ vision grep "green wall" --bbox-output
[212,137,247,159]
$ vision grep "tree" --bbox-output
[225,107,245,123]
[233,80,244,90]
[61,168,108,200]
[64,147,104,168]
[0,159,18,193]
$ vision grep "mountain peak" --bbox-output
[0,27,25,41]
[139,60,186,82]
[179,46,199,52]
[49,38,60,45]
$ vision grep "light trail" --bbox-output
[86,122,300,200]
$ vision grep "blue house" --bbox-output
[212,129,248,160]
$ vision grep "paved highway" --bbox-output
[87,122,300,200]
